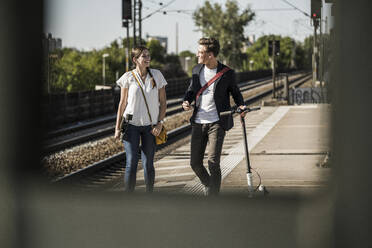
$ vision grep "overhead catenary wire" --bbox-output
[253,8,296,12]
[294,19,313,31]
[279,0,310,17]
[143,7,304,19]
[142,0,178,21]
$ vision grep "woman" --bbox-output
[114,46,167,192]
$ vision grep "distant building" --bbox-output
[147,36,168,53]
[179,56,193,74]
[42,33,62,53]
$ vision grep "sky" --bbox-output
[44,0,333,53]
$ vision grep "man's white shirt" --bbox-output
[195,66,219,124]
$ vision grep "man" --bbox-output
[182,37,246,195]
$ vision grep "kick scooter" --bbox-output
[222,106,269,197]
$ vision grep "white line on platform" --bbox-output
[155,165,190,171]
[155,159,189,164]
[137,172,195,181]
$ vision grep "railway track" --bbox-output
[44,73,305,154]
[54,73,311,190]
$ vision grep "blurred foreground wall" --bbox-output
[0,0,371,247]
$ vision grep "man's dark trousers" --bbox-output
[190,122,225,194]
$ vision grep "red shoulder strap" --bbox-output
[196,66,230,101]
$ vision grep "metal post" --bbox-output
[46,38,50,94]
[139,0,142,44]
[320,16,323,84]
[176,22,179,55]
[102,53,109,85]
[102,56,105,85]
[133,0,137,47]
[126,23,130,72]
[272,39,276,98]
[320,17,325,102]
[312,20,318,87]
[284,74,289,100]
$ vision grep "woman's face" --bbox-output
[134,49,151,68]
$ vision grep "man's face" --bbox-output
[196,45,212,64]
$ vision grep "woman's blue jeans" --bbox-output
[123,124,156,192]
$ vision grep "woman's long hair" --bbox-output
[132,46,156,88]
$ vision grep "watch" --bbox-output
[158,120,164,124]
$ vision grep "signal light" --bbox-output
[122,0,132,20]
[268,40,280,56]
[311,0,321,19]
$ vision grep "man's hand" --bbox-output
[182,101,191,111]
[238,105,247,117]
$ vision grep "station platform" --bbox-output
[124,103,332,196]
[220,104,331,196]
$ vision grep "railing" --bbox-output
[42,69,297,129]
[288,87,328,105]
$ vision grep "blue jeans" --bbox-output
[123,124,156,192]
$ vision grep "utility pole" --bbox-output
[126,22,130,71]
[269,39,279,98]
[311,0,321,87]
[139,0,142,44]
[313,20,318,87]
[122,0,132,71]
[133,0,142,46]
[133,0,136,47]
[320,15,323,84]
[102,53,109,85]
[272,40,276,98]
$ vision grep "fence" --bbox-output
[43,69,296,129]
[42,89,116,129]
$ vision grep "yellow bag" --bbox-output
[155,126,167,145]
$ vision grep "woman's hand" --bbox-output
[151,123,162,136]
[114,129,121,140]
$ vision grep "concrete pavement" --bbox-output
[221,104,331,196]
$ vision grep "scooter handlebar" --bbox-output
[220,106,261,116]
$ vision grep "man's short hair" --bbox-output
[198,37,220,57]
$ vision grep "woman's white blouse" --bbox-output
[116,68,167,126]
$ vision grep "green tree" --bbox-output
[302,35,313,69]
[147,39,166,65]
[162,54,187,79]
[193,0,255,70]
[179,50,195,58]
[47,37,188,93]
[246,35,303,71]
[49,48,102,92]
